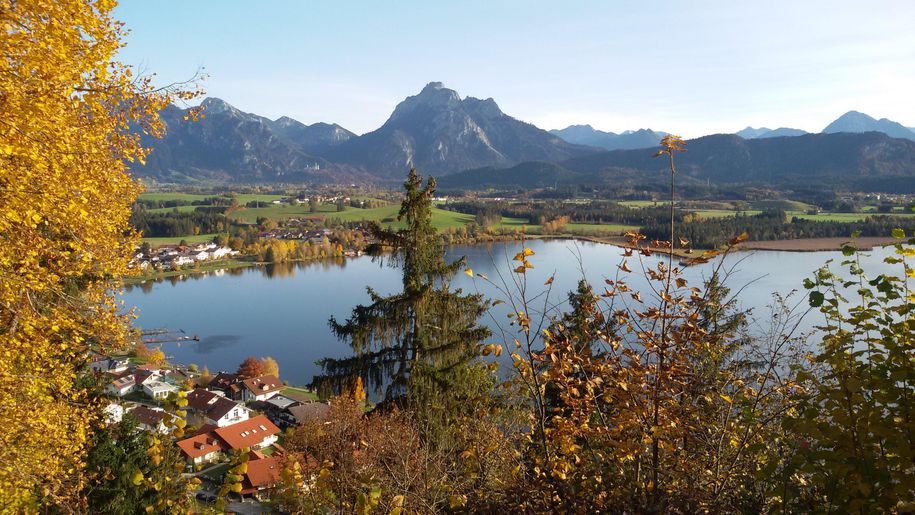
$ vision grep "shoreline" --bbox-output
[124,234,898,284]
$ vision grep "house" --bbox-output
[185,388,250,427]
[286,402,331,426]
[240,455,282,499]
[177,432,225,466]
[143,380,178,400]
[213,415,280,451]
[89,355,129,374]
[106,375,136,396]
[104,403,125,424]
[131,405,168,433]
[241,375,283,402]
[209,372,244,400]
[210,247,237,259]
[254,395,329,428]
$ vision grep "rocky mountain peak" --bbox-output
[389,81,462,121]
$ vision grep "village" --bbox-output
[130,241,240,271]
[90,350,332,505]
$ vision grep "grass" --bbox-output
[281,386,319,402]
[788,211,915,222]
[141,233,220,245]
[232,203,532,231]
[138,192,284,204]
[199,462,230,481]
[564,223,639,235]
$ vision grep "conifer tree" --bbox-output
[314,169,490,406]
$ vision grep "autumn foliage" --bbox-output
[0,0,198,508]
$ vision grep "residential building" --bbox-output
[143,380,178,400]
[240,455,281,499]
[106,375,136,396]
[104,403,125,424]
[89,355,129,374]
[185,388,250,427]
[208,372,244,400]
[241,375,283,402]
[176,433,224,467]
[254,395,330,428]
[131,405,168,433]
[213,415,280,451]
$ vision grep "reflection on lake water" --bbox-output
[121,240,900,386]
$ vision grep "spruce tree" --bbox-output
[313,169,490,409]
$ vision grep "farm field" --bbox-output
[138,192,285,204]
[140,233,219,245]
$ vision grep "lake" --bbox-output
[121,239,900,387]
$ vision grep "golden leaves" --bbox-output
[0,0,202,508]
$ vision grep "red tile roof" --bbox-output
[176,432,225,459]
[213,415,279,450]
[241,456,281,492]
[242,375,282,396]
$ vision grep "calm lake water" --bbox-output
[121,239,900,386]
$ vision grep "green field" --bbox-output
[564,223,639,234]
[231,203,533,231]
[281,386,319,402]
[140,233,220,245]
[138,192,285,204]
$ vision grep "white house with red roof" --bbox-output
[185,388,250,427]
[240,375,283,402]
[213,415,280,451]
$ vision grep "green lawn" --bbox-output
[787,211,915,222]
[147,205,199,214]
[281,386,319,402]
[232,204,531,231]
[141,233,220,245]
[564,223,639,235]
[138,192,284,204]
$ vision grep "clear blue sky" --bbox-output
[115,1,915,137]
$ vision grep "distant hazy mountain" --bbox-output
[736,127,772,139]
[758,127,808,138]
[325,82,598,177]
[271,116,355,154]
[134,98,359,182]
[550,125,667,150]
[736,126,807,139]
[823,111,915,140]
[440,132,915,193]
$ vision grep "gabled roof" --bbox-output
[241,375,282,395]
[242,456,281,491]
[207,396,244,421]
[131,406,165,427]
[134,370,157,385]
[176,432,225,459]
[186,388,246,421]
[186,388,221,411]
[209,372,240,390]
[213,415,279,450]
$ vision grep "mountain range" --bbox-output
[439,132,915,193]
[548,125,667,150]
[735,127,809,139]
[131,83,915,188]
[135,82,596,182]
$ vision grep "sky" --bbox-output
[114,1,915,138]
